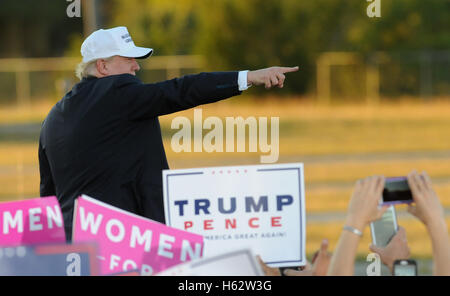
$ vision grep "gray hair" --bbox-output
[75,56,115,80]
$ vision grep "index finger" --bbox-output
[374,175,385,197]
[421,171,434,192]
[279,66,299,73]
[407,171,421,199]
[396,226,408,241]
[319,239,329,253]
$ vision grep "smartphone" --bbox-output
[382,177,413,205]
[370,205,398,248]
[393,259,417,276]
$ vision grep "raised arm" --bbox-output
[115,66,299,120]
[407,170,450,276]
[115,72,241,120]
[327,176,388,276]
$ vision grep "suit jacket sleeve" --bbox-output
[113,72,241,120]
[39,136,56,197]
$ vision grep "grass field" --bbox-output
[1,97,450,266]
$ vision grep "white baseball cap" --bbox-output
[81,26,153,63]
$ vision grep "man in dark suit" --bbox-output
[39,26,298,241]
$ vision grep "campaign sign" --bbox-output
[109,270,141,276]
[72,195,204,275]
[0,196,66,246]
[0,243,99,276]
[156,248,264,276]
[163,163,306,267]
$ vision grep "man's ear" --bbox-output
[96,59,108,76]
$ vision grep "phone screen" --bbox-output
[382,177,413,205]
[394,260,417,276]
[370,205,398,248]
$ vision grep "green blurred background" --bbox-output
[0,0,449,275]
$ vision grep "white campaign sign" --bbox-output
[156,249,263,276]
[163,163,306,267]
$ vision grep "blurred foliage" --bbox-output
[0,0,82,57]
[106,0,449,94]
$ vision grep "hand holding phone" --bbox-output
[382,177,413,206]
[406,171,445,226]
[370,226,410,272]
[370,205,398,248]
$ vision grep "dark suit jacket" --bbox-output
[39,72,241,241]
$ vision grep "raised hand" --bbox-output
[284,239,331,276]
[345,175,389,232]
[406,170,450,276]
[407,170,445,227]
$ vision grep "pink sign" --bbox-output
[72,195,204,275]
[0,196,66,246]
